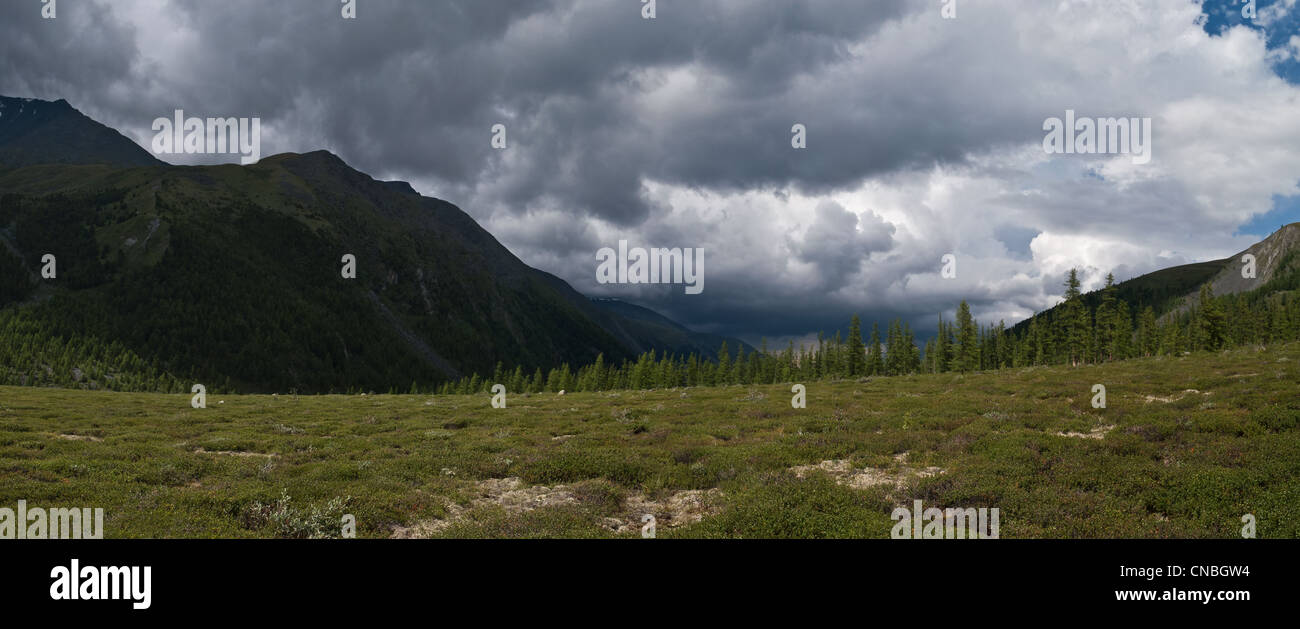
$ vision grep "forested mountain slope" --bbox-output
[0,97,736,393]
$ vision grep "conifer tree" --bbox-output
[591,353,606,390]
[1062,269,1087,365]
[868,323,884,375]
[1197,284,1227,351]
[716,342,731,385]
[1095,273,1117,361]
[1138,306,1158,356]
[955,301,978,372]
[903,323,920,373]
[847,315,865,376]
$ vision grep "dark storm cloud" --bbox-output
[0,1,139,108]
[791,200,895,289]
[2,0,927,223]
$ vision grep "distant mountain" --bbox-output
[1011,223,1300,334]
[0,96,162,168]
[1160,223,1300,319]
[0,96,746,392]
[590,297,756,360]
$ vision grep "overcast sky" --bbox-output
[3,0,1299,346]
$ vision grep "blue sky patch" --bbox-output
[1201,0,1300,83]
[1237,192,1300,237]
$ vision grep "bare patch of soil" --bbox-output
[391,477,722,538]
[1056,424,1116,439]
[1143,389,1209,403]
[602,488,723,534]
[55,433,103,442]
[193,447,277,458]
[790,453,944,498]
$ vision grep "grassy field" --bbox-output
[2,343,1298,538]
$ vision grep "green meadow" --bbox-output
[2,343,1297,538]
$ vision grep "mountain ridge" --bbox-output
[0,96,163,168]
[1009,222,1300,341]
[1164,223,1300,319]
[0,96,750,392]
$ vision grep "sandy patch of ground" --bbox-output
[391,477,722,538]
[55,433,103,442]
[1056,424,1116,439]
[193,447,277,458]
[790,453,944,497]
[604,489,722,534]
[1143,389,1209,403]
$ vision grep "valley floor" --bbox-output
[2,343,1298,538]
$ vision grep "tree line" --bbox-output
[434,264,1300,395]
[5,259,1297,395]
